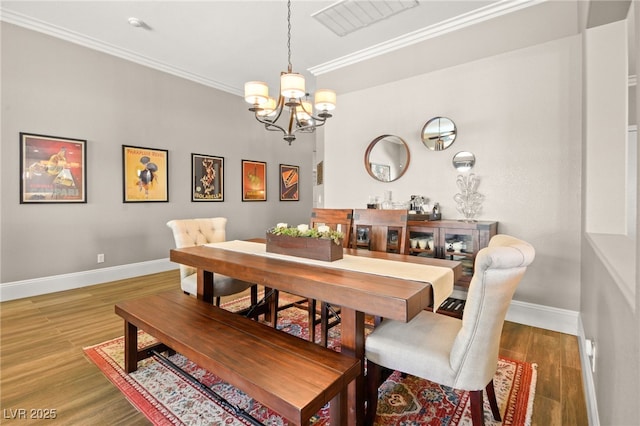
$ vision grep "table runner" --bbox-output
[205,240,454,312]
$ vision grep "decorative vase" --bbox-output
[453,173,484,222]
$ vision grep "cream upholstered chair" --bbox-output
[365,234,535,426]
[166,218,256,306]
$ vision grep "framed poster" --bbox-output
[122,145,169,202]
[192,154,224,201]
[241,160,266,201]
[279,164,299,201]
[20,132,87,203]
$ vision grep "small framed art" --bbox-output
[192,154,224,201]
[122,145,169,202]
[279,164,299,201]
[241,160,266,201]
[316,161,324,185]
[20,132,87,203]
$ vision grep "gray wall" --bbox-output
[0,23,314,283]
[580,3,640,424]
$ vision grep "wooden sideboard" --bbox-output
[406,219,498,288]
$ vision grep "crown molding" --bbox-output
[0,8,242,96]
[1,1,546,92]
[309,0,544,76]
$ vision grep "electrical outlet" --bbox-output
[97,253,105,263]
[585,338,596,373]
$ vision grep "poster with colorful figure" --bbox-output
[241,160,266,201]
[122,145,169,202]
[279,164,299,201]
[192,154,224,201]
[20,133,87,203]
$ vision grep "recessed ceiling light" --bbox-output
[128,17,144,28]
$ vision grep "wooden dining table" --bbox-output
[170,241,461,426]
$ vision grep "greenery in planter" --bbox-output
[268,226,344,246]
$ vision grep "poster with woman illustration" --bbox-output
[192,154,224,201]
[122,145,168,202]
[20,132,87,203]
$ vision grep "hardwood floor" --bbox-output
[500,322,588,425]
[0,271,588,425]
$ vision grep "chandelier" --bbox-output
[243,0,336,145]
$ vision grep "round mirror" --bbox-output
[452,151,475,172]
[421,117,457,151]
[364,134,410,182]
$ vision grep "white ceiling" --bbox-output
[0,0,619,98]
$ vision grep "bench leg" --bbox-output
[329,390,348,426]
[124,321,138,373]
[265,287,279,327]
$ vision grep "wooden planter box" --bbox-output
[266,233,343,262]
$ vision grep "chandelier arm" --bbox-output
[252,95,286,126]
[253,114,289,135]
[251,105,297,140]
[290,119,325,135]
[296,101,333,123]
[268,95,286,122]
[253,110,284,127]
[309,113,330,123]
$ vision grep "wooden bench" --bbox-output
[114,290,360,425]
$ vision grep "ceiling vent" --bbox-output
[312,0,419,37]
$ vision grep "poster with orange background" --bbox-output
[242,160,266,201]
[122,145,168,202]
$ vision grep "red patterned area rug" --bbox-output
[84,295,537,426]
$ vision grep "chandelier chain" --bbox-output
[287,0,292,73]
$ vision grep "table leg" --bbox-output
[339,307,365,426]
[197,269,214,304]
[124,321,138,373]
[329,390,347,426]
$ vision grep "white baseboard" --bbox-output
[506,299,579,335]
[451,289,580,335]
[0,258,178,302]
[577,316,601,426]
